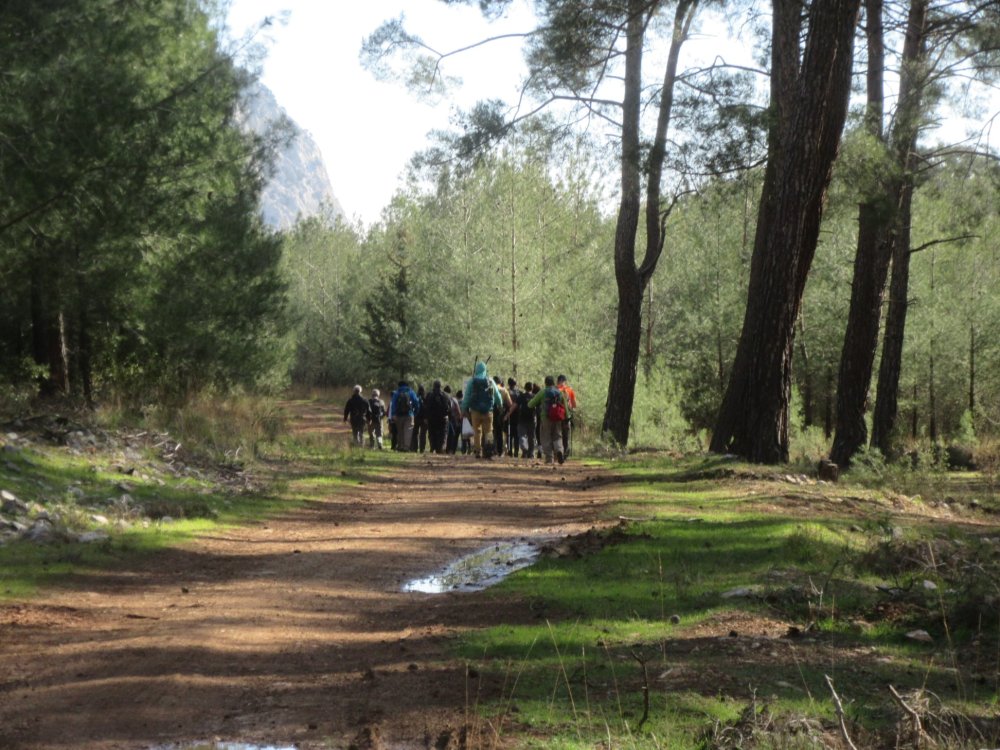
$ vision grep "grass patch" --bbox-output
[457,452,1000,749]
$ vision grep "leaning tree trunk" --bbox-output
[830,0,928,467]
[710,0,862,463]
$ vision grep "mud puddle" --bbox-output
[403,539,543,593]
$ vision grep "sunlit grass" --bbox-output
[456,451,1000,749]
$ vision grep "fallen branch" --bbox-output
[824,675,859,750]
[630,649,650,729]
[889,684,938,748]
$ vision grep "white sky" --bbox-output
[224,1,535,225]
[224,2,996,227]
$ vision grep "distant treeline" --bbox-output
[283,143,999,452]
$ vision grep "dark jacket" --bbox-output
[344,394,370,425]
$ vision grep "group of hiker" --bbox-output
[342,362,578,465]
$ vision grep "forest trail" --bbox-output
[0,401,615,750]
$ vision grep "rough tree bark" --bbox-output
[830,0,928,466]
[710,0,862,462]
[871,175,916,454]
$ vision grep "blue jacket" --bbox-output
[391,387,420,418]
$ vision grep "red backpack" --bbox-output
[545,387,566,422]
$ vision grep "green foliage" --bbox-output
[281,217,367,385]
[276,137,1000,462]
[647,176,755,430]
[294,138,618,392]
[628,361,699,452]
[0,0,290,404]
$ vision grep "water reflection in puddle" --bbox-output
[403,540,543,593]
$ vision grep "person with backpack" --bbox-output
[423,379,452,454]
[492,376,512,457]
[343,385,371,447]
[367,388,386,450]
[461,360,502,458]
[455,389,470,454]
[391,381,420,452]
[411,383,428,453]
[557,374,579,458]
[527,375,569,464]
[506,377,521,457]
[444,384,462,454]
[531,382,543,457]
[508,380,537,460]
[386,386,398,450]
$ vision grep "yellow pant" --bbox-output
[470,410,494,456]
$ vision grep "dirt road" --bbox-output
[0,403,613,749]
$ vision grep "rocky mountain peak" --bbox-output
[240,82,344,230]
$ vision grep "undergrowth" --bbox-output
[0,392,378,599]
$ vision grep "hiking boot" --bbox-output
[556,450,565,464]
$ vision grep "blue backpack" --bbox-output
[471,377,494,413]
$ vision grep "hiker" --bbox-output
[528,375,569,464]
[423,379,452,454]
[492,376,512,457]
[455,389,470,454]
[532,382,543,457]
[343,385,371,447]
[411,383,428,453]
[506,378,521,456]
[444,385,462,454]
[391,381,420,452]
[508,380,537,460]
[387,387,398,450]
[557,374,579,458]
[367,388,386,449]
[461,361,502,458]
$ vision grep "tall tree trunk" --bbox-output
[830,0,928,466]
[871,176,916,454]
[602,0,694,444]
[830,0,889,466]
[711,0,861,463]
[57,310,70,394]
[601,2,644,445]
